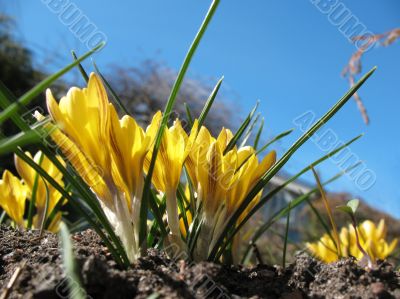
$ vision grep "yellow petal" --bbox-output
[0,170,27,226]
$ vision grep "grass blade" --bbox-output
[71,50,89,83]
[236,128,294,172]
[38,179,50,236]
[140,0,221,253]
[184,103,194,127]
[177,184,190,239]
[240,113,260,148]
[255,128,294,156]
[311,166,341,258]
[305,197,335,245]
[44,184,71,230]
[224,101,258,154]
[0,81,30,130]
[59,222,86,299]
[0,210,6,225]
[282,201,291,269]
[253,117,264,150]
[27,153,44,229]
[198,76,223,128]
[0,130,41,155]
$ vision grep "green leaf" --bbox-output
[208,66,376,261]
[336,205,353,214]
[311,166,341,258]
[184,103,194,127]
[147,192,167,247]
[71,50,89,83]
[38,178,51,236]
[59,222,86,299]
[0,80,31,131]
[282,201,291,268]
[253,117,264,150]
[337,199,359,215]
[0,42,104,125]
[236,128,294,172]
[27,152,44,229]
[255,128,294,156]
[347,199,360,214]
[140,0,221,254]
[306,197,336,248]
[0,130,41,155]
[146,293,160,299]
[44,184,71,230]
[0,210,6,225]
[177,184,190,239]
[148,190,168,238]
[240,113,260,148]
[198,76,224,128]
[224,101,259,154]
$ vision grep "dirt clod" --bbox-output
[0,225,399,298]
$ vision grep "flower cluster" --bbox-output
[42,73,276,262]
[0,151,65,232]
[307,219,398,263]
[184,126,276,260]
[44,73,158,261]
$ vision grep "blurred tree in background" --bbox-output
[108,61,232,135]
[0,14,47,172]
[0,15,43,97]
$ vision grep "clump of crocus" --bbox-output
[0,151,65,232]
[45,73,160,262]
[306,219,398,264]
[44,72,276,263]
[185,126,276,261]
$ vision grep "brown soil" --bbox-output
[0,225,399,299]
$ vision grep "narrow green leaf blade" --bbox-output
[224,101,259,154]
[59,222,86,299]
[198,76,223,128]
[71,50,89,83]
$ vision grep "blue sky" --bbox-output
[2,1,400,217]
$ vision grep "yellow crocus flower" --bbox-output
[188,126,276,261]
[227,146,276,220]
[45,73,157,261]
[15,151,65,228]
[0,170,27,227]
[46,73,111,177]
[108,104,153,245]
[307,219,398,263]
[145,118,198,245]
[0,151,65,233]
